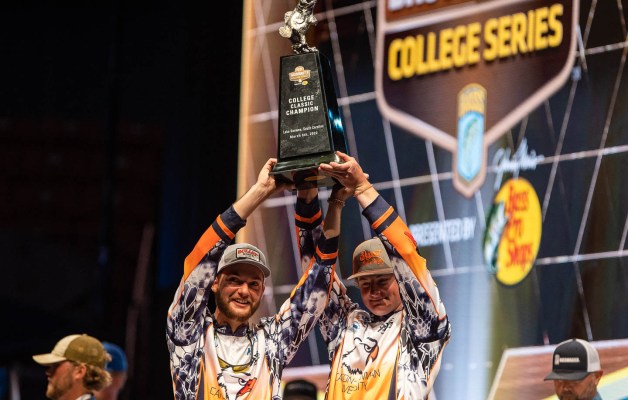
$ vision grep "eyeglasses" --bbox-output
[217,356,253,373]
[47,360,82,372]
[46,360,68,374]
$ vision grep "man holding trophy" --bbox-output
[167,1,350,398]
[166,158,343,400]
[167,0,450,397]
[297,151,451,399]
[274,1,452,396]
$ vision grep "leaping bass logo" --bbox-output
[375,0,578,197]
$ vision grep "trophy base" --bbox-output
[271,152,341,189]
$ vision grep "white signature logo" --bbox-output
[492,139,545,190]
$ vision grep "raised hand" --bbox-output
[319,151,370,194]
[234,158,293,220]
[257,158,295,195]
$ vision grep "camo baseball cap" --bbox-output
[348,237,393,280]
[217,243,271,278]
[33,334,109,369]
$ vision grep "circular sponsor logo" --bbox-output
[483,178,542,285]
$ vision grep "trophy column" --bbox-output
[271,0,348,189]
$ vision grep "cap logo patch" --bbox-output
[236,248,260,262]
[358,250,385,266]
[555,356,581,365]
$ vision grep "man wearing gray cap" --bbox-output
[167,158,341,400]
[544,338,604,400]
[33,334,112,400]
[307,151,451,400]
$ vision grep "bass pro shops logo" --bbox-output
[482,178,542,286]
[375,0,578,197]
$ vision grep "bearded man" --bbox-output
[166,158,342,400]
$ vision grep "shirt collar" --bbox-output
[369,308,402,323]
[212,315,249,336]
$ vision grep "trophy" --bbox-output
[271,0,348,189]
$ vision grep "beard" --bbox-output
[215,291,261,323]
[558,392,596,400]
[557,386,597,400]
[46,371,72,399]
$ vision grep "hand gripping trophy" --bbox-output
[271,0,348,189]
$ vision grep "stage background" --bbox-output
[0,1,626,399]
[236,1,627,399]
[0,2,243,399]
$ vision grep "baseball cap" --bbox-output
[283,379,318,399]
[33,334,109,369]
[102,342,128,372]
[544,338,601,381]
[217,243,271,278]
[347,237,393,280]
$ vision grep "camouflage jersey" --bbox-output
[167,205,338,400]
[296,195,451,400]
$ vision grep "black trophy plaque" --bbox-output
[271,0,348,189]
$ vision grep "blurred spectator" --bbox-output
[94,342,128,400]
[544,338,604,400]
[0,367,7,400]
[32,334,111,400]
[283,379,318,400]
